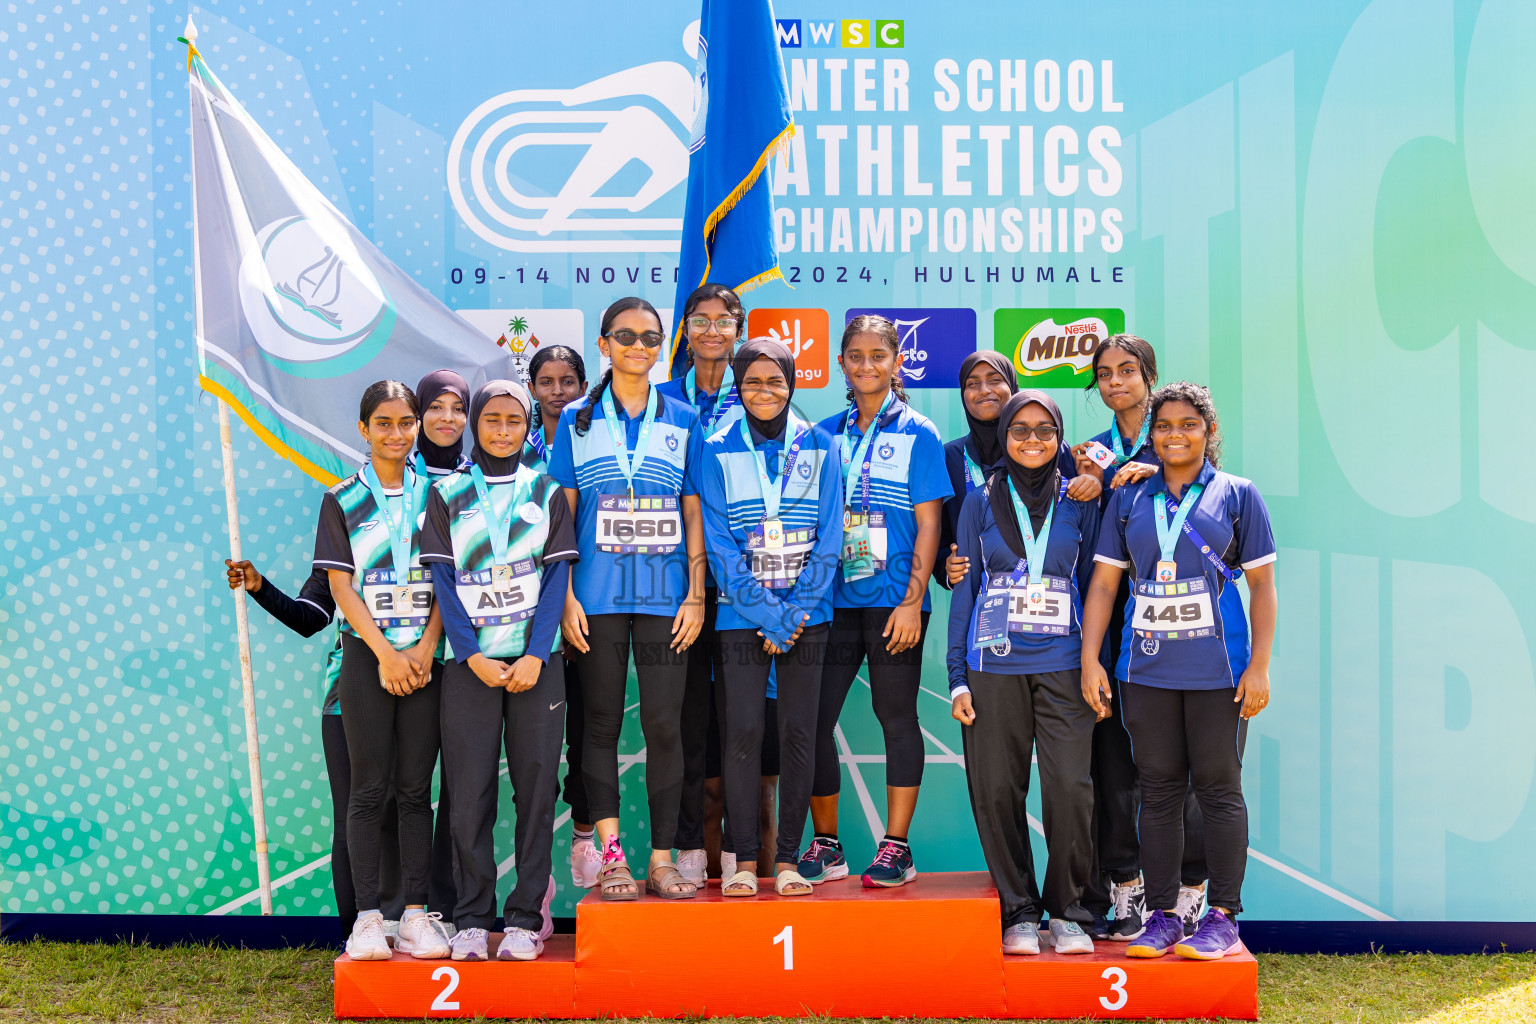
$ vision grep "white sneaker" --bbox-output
[571,834,600,888]
[1047,918,1095,954]
[450,927,489,962]
[676,848,707,887]
[345,913,392,961]
[497,926,544,961]
[538,874,557,941]
[1176,885,1207,937]
[394,911,451,959]
[721,851,737,880]
[1002,922,1040,955]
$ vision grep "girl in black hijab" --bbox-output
[695,338,845,897]
[940,356,1098,588]
[414,369,470,476]
[421,380,581,962]
[945,389,1103,956]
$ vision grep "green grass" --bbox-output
[1,942,1534,1023]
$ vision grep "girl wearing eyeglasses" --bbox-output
[947,391,1102,956]
[548,297,706,901]
[939,352,1099,590]
[657,283,746,886]
[800,315,952,890]
[1081,382,1276,962]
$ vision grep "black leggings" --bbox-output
[441,655,566,932]
[676,589,722,849]
[321,715,403,929]
[721,625,826,866]
[813,606,929,797]
[560,656,589,824]
[1121,682,1248,914]
[339,632,442,910]
[576,613,688,850]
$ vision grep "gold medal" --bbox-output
[1156,560,1178,583]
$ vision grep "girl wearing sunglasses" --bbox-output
[548,297,706,901]
[947,391,1102,955]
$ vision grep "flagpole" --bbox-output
[184,13,274,916]
[217,398,275,916]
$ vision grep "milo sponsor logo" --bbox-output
[993,308,1125,388]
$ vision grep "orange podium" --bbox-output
[333,873,1256,1019]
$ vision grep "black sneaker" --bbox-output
[1085,915,1111,940]
[1107,878,1146,941]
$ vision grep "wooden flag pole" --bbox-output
[217,390,275,916]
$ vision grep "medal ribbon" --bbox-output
[840,391,895,514]
[1153,483,1204,566]
[361,461,423,588]
[962,445,986,491]
[687,365,738,431]
[470,465,540,569]
[740,414,808,523]
[1005,477,1063,587]
[601,385,658,507]
[1156,486,1242,582]
[1109,412,1150,465]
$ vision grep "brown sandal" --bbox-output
[597,860,640,901]
[645,862,697,900]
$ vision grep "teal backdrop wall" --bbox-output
[3,0,1535,928]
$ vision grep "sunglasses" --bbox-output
[604,329,666,349]
[1006,423,1058,441]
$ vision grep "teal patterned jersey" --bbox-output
[313,468,435,651]
[319,628,342,715]
[424,464,573,659]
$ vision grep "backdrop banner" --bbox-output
[3,0,1535,931]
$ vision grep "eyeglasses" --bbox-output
[1006,424,1058,441]
[686,316,740,336]
[605,329,666,349]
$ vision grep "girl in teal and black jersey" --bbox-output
[314,380,450,963]
[422,381,579,962]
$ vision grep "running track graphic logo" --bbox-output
[446,24,701,253]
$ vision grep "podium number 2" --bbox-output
[431,966,461,1011]
[773,925,794,970]
[1099,966,1128,1011]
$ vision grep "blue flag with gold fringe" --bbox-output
[669,0,795,377]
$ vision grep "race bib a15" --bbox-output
[456,559,540,627]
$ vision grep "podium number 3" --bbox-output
[1099,966,1128,1011]
[773,925,794,970]
[431,966,461,1011]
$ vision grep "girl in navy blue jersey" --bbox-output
[1081,382,1277,962]
[948,391,1101,955]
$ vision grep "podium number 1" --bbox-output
[773,925,794,970]
[1099,966,1128,1011]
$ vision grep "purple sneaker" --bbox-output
[1125,910,1183,958]
[1175,908,1242,960]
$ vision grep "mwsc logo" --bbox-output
[775,19,903,47]
[447,24,702,253]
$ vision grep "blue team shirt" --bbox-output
[1093,461,1277,690]
[819,399,953,611]
[548,388,699,616]
[946,485,1100,691]
[699,416,844,646]
[1084,422,1159,674]
[939,433,1077,589]
[664,374,743,591]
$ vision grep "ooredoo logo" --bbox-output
[993,308,1125,388]
[747,308,830,389]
